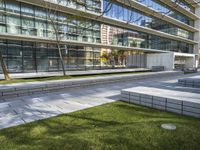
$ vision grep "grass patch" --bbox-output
[0,101,199,150]
[0,71,149,84]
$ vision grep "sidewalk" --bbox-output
[0,70,185,102]
[0,70,182,91]
[0,68,150,79]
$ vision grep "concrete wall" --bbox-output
[127,54,146,68]
[195,7,200,66]
[146,53,174,70]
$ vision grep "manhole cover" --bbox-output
[161,123,176,130]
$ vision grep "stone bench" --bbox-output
[178,76,200,88]
[152,66,165,72]
[183,68,197,74]
[121,86,200,118]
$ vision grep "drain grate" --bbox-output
[161,123,176,130]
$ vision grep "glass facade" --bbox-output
[101,25,193,53]
[0,40,101,73]
[46,0,101,13]
[0,0,101,43]
[0,0,197,73]
[171,0,195,13]
[103,0,194,40]
[135,0,194,26]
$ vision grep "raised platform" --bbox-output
[0,71,181,100]
[121,86,200,118]
[178,75,200,88]
[0,68,150,80]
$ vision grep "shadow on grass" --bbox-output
[0,102,200,150]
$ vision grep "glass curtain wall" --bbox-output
[0,40,101,73]
[0,0,6,33]
[1,0,194,41]
[0,0,101,44]
[36,43,48,71]
[101,25,193,53]
[170,0,195,13]
[7,40,23,72]
[0,0,196,73]
[47,0,101,13]
[0,0,194,48]
[135,0,194,26]
[103,0,194,40]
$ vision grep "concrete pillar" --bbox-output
[194,7,200,66]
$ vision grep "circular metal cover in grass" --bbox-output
[161,123,176,130]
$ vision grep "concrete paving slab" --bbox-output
[0,116,25,129]
[0,110,17,118]
[8,100,27,108]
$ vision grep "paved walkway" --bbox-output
[0,68,150,79]
[0,71,178,90]
[0,72,199,129]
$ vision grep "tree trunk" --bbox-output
[0,52,10,80]
[57,44,66,76]
[49,16,66,76]
[112,56,115,69]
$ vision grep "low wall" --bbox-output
[121,87,200,118]
[0,71,182,100]
[178,78,200,88]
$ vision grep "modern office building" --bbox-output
[0,0,199,73]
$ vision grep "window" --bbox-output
[22,17,36,36]
[7,15,21,34]
[21,4,34,16]
[6,0,20,14]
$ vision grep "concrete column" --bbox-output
[194,7,200,66]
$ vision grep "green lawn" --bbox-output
[0,71,149,85]
[0,101,199,150]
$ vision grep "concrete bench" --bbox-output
[178,76,200,88]
[183,68,197,74]
[121,86,200,118]
[152,66,165,72]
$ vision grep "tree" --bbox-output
[43,0,112,75]
[0,0,10,80]
[44,1,66,76]
[101,51,110,65]
[42,0,115,74]
[0,52,10,80]
[117,50,128,66]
